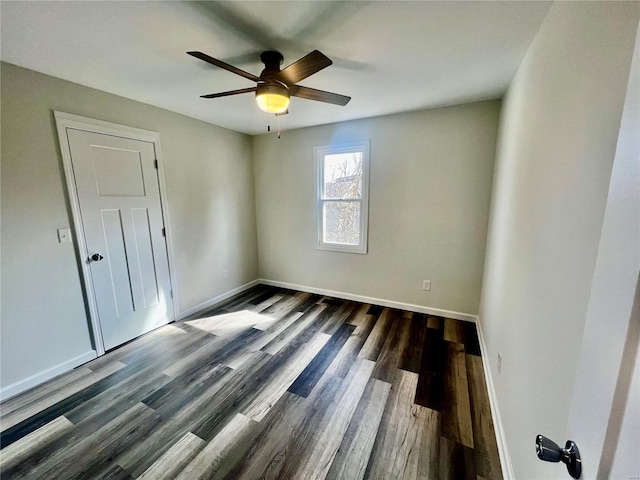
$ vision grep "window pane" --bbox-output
[323,152,363,199]
[323,201,361,245]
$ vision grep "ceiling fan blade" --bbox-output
[187,51,260,83]
[290,85,351,106]
[200,87,256,99]
[276,50,332,85]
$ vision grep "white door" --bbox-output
[564,21,639,479]
[67,128,174,350]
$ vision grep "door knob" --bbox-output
[90,253,104,262]
[536,434,581,478]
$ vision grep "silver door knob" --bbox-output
[90,253,104,262]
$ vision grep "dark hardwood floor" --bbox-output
[0,285,502,479]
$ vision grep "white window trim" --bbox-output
[314,142,370,254]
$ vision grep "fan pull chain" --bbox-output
[266,120,281,138]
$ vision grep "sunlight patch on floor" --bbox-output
[186,310,274,337]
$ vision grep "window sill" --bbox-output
[315,243,368,254]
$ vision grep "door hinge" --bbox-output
[162,227,166,237]
[154,159,158,169]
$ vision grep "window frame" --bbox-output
[314,142,370,254]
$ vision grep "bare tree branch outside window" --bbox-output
[322,152,363,244]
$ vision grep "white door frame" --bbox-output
[54,111,178,355]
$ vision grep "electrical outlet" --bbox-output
[223,270,228,279]
[57,228,72,243]
[422,280,431,291]
[497,352,503,373]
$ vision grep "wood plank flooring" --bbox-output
[0,285,502,479]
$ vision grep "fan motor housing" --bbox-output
[260,51,284,79]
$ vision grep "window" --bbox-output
[315,142,370,254]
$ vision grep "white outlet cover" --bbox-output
[57,228,72,243]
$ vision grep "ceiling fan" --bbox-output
[187,50,351,115]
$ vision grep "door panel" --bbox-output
[67,129,173,350]
[101,208,135,316]
[92,146,146,197]
[131,208,160,308]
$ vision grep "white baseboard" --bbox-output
[475,317,514,479]
[0,350,97,402]
[259,278,478,322]
[176,279,260,320]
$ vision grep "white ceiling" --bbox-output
[1,1,551,135]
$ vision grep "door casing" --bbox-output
[55,111,178,355]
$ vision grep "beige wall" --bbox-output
[1,62,258,391]
[253,101,499,316]
[479,3,639,478]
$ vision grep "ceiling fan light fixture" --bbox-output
[255,84,290,114]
